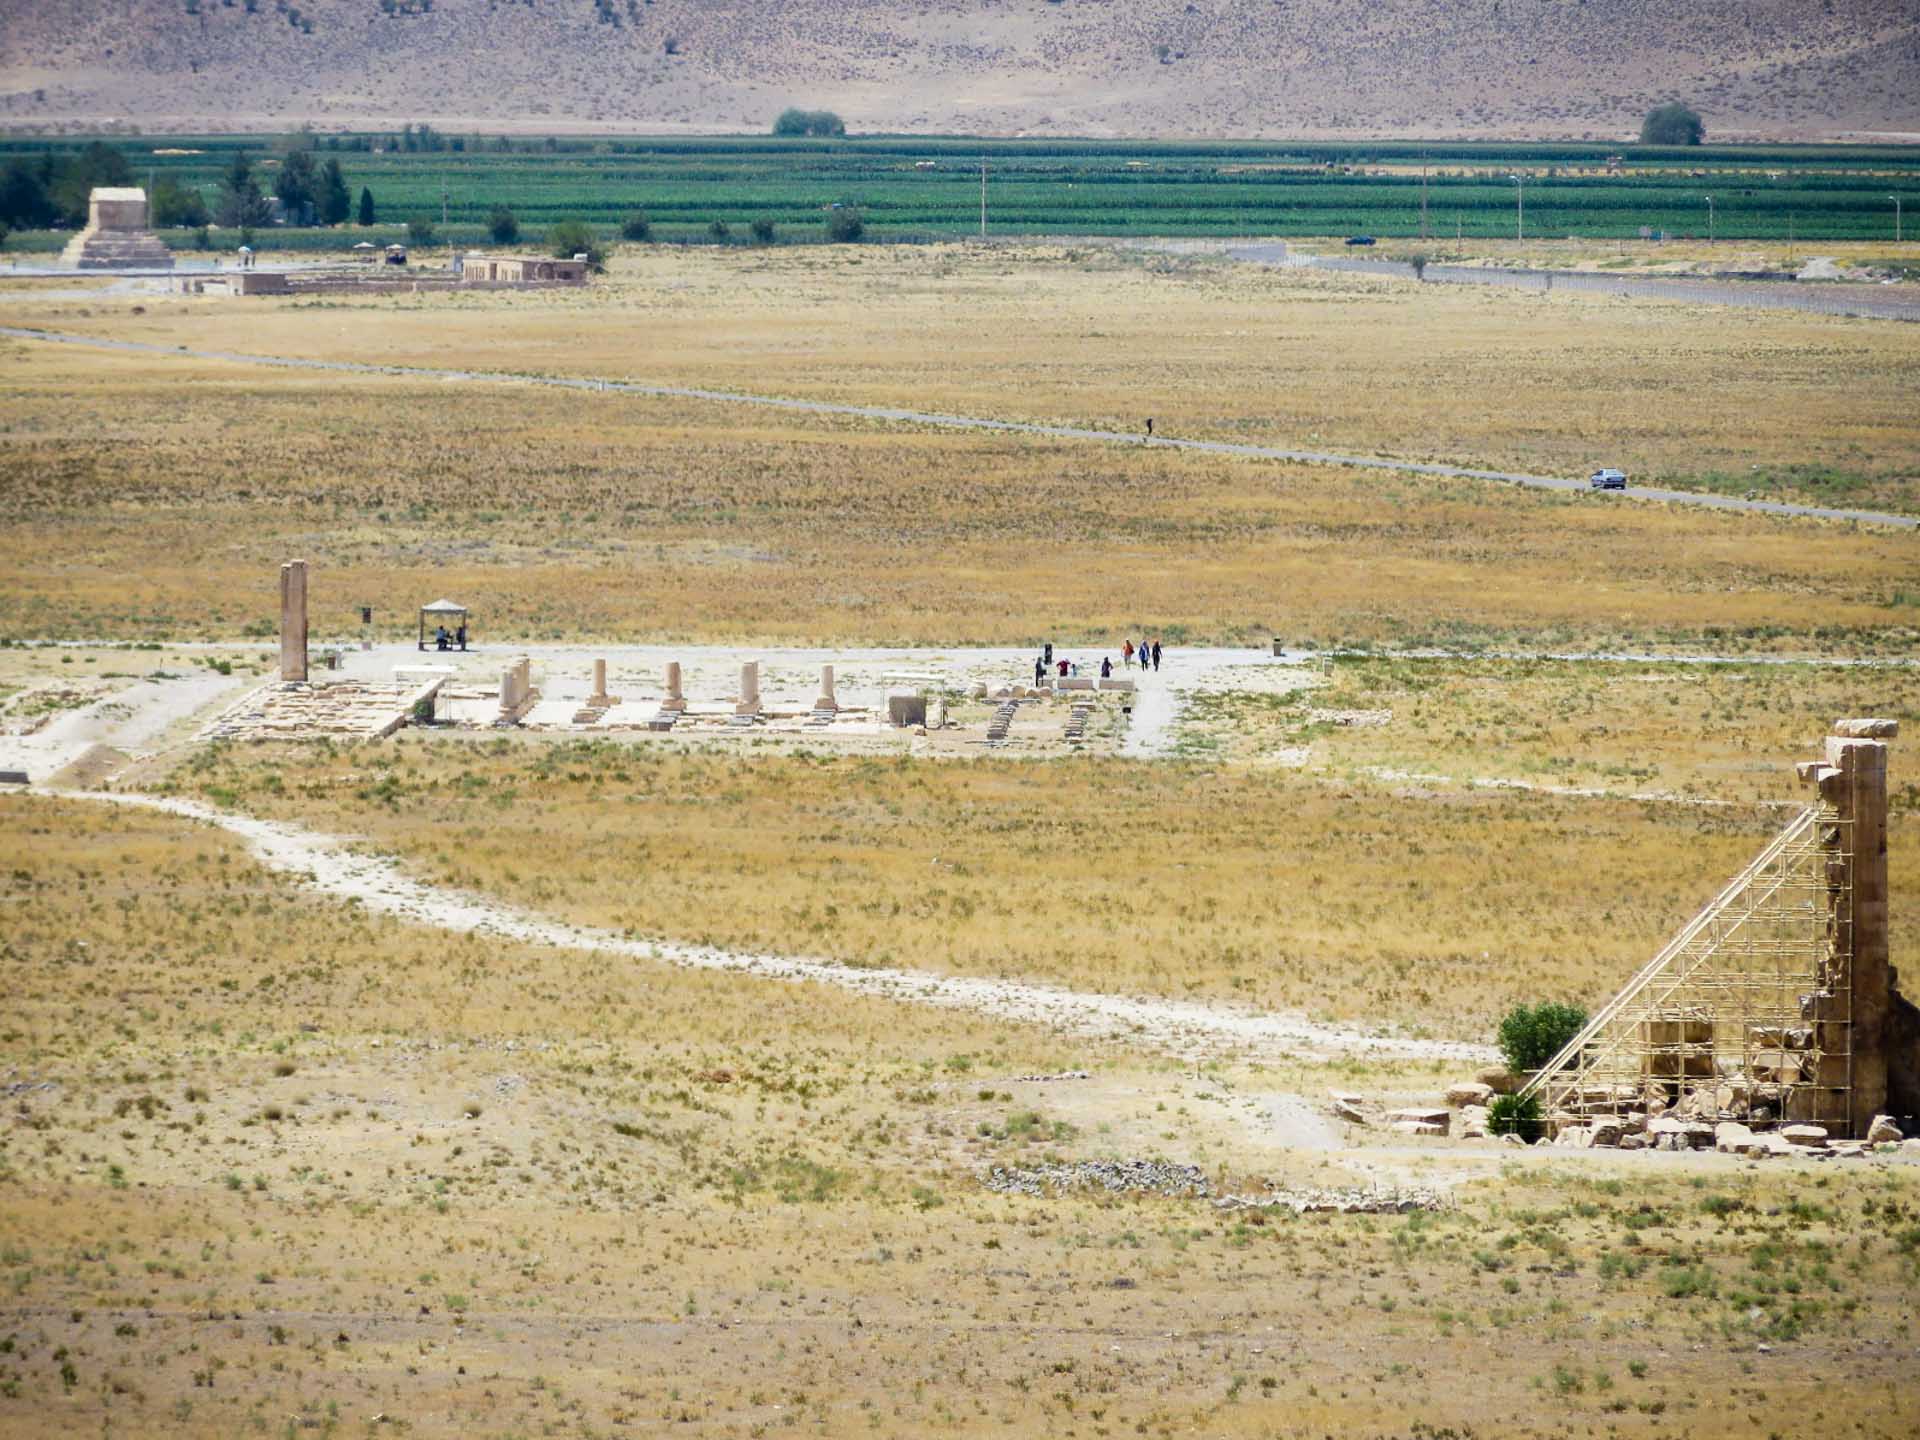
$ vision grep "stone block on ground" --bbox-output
[1588,1119,1625,1147]
[1446,1081,1494,1107]
[1387,1108,1449,1136]
[1782,1124,1829,1148]
[1866,1115,1903,1144]
[1476,1067,1515,1095]
[1390,1119,1446,1137]
[1714,1122,1755,1154]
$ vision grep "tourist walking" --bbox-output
[1100,656,1112,679]
[1151,639,1162,672]
[1122,639,1135,669]
[1034,655,1046,686]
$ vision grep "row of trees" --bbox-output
[474,206,864,252]
[0,143,373,232]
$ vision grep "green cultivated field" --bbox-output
[5,133,1920,251]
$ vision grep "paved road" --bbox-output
[4,325,1912,530]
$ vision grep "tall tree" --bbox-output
[1640,102,1705,146]
[218,150,273,228]
[151,175,210,228]
[358,186,376,226]
[274,148,318,223]
[0,159,56,229]
[50,141,133,224]
[319,158,352,225]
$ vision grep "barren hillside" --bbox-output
[2,0,1917,140]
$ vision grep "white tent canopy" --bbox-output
[418,600,470,651]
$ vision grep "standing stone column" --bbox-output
[815,664,838,712]
[590,658,610,707]
[279,560,308,682]
[661,662,686,712]
[736,661,761,715]
[1803,719,1897,1136]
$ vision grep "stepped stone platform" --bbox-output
[200,678,443,740]
[59,187,173,271]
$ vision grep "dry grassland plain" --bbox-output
[4,243,1920,1439]
[4,796,1919,1440]
[2,246,1918,650]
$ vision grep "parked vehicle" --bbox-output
[1588,468,1628,490]
[1345,235,1377,246]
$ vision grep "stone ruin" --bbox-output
[201,560,442,740]
[59,187,173,271]
[1516,719,1912,1148]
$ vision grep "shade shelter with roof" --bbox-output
[418,599,470,652]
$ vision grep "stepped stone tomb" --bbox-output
[59,187,174,270]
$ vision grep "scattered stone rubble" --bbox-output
[1212,1186,1446,1215]
[1341,1073,1911,1162]
[983,1160,1209,1198]
[981,1160,1445,1213]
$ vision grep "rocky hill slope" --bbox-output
[4,0,1916,139]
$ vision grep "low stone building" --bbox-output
[458,254,589,285]
[59,187,174,270]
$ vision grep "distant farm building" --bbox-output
[459,254,589,285]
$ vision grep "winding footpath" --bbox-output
[3,325,1912,530]
[70,789,1491,1066]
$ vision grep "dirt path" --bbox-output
[68,789,1493,1066]
[3,325,1911,530]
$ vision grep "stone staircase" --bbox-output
[726,712,761,729]
[647,707,681,733]
[60,228,175,270]
[1064,701,1096,747]
[805,704,838,728]
[571,702,612,727]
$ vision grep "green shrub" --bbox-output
[749,217,776,244]
[620,212,651,242]
[825,207,864,243]
[773,108,846,138]
[547,219,605,270]
[1497,1001,1588,1073]
[487,205,519,244]
[1487,1092,1543,1142]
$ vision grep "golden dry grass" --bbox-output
[4,795,1920,1440]
[1,321,1914,652]
[144,727,1909,1041]
[1185,653,1920,803]
[11,242,1920,502]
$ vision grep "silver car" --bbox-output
[1588,468,1628,490]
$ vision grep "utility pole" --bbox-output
[1704,194,1714,243]
[1892,195,1903,245]
[1510,174,1524,242]
[979,157,987,239]
[1420,151,1429,240]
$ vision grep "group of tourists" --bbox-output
[1030,638,1164,687]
